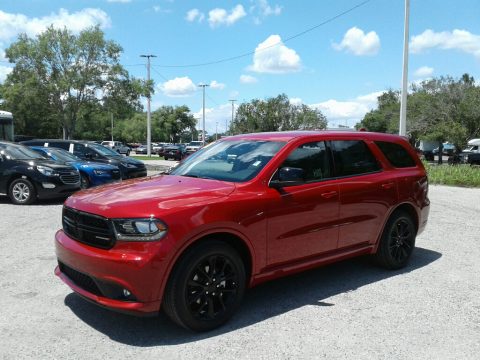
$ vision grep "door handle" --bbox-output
[320,191,337,199]
[381,182,395,189]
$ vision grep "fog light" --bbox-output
[123,289,131,297]
[42,183,56,189]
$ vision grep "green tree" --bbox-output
[230,94,327,134]
[0,26,147,139]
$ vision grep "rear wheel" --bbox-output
[8,178,36,205]
[375,211,416,269]
[163,241,246,332]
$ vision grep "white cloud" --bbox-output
[186,8,205,23]
[414,66,434,78]
[250,0,282,24]
[333,27,380,56]
[107,0,131,3]
[310,91,384,127]
[193,103,233,134]
[0,65,13,83]
[210,80,225,90]
[240,74,258,84]
[290,97,303,106]
[0,8,111,42]
[153,6,172,14]
[249,34,301,73]
[410,29,480,58]
[208,5,246,28]
[160,77,197,97]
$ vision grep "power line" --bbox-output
[152,0,373,68]
[150,66,170,82]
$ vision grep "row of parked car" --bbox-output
[134,141,204,160]
[0,139,147,205]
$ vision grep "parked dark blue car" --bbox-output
[30,146,121,189]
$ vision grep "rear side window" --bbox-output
[331,140,380,176]
[375,141,416,168]
[49,142,69,150]
[282,141,332,182]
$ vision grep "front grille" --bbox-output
[110,169,121,180]
[58,261,102,296]
[59,170,80,185]
[62,206,115,249]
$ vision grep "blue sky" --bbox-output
[1,0,479,134]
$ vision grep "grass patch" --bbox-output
[130,155,164,161]
[424,162,480,187]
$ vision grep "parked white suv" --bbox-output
[101,141,131,156]
[185,141,203,155]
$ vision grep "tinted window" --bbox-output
[281,141,332,182]
[332,140,380,176]
[49,142,69,150]
[375,141,416,168]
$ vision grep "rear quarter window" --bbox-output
[375,141,416,168]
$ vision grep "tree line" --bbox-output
[356,74,480,150]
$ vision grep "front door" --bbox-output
[266,141,340,266]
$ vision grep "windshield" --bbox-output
[2,144,46,160]
[88,143,121,156]
[48,148,81,162]
[189,141,203,146]
[171,140,285,182]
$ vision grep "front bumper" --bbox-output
[35,176,80,199]
[55,230,169,315]
[120,167,147,180]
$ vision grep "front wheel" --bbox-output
[375,211,416,270]
[8,178,37,205]
[163,241,246,332]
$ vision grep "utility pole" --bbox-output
[140,54,156,156]
[198,84,209,146]
[399,0,410,136]
[228,99,236,136]
[111,113,114,141]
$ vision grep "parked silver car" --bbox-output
[101,141,131,156]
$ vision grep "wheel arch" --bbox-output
[160,230,255,302]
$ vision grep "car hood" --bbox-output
[65,175,235,218]
[16,159,75,171]
[107,155,144,166]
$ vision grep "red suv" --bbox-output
[55,131,430,331]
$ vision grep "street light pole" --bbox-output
[399,0,410,136]
[140,54,156,156]
[198,84,209,146]
[228,99,236,136]
[111,113,114,141]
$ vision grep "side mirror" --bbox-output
[269,167,305,188]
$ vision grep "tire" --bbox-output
[163,241,246,332]
[80,173,90,189]
[374,211,416,270]
[8,178,37,205]
[126,150,130,156]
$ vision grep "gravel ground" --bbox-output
[0,185,479,360]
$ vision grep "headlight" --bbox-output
[122,162,137,168]
[93,169,108,175]
[37,165,59,176]
[113,217,167,241]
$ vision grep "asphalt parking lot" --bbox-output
[0,185,479,359]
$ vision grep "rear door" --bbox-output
[331,140,398,249]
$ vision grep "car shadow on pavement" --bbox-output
[64,247,441,346]
[0,196,65,205]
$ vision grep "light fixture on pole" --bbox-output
[198,83,209,146]
[399,0,410,136]
[140,54,157,156]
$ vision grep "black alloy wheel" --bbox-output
[8,178,37,205]
[163,241,246,332]
[375,211,416,270]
